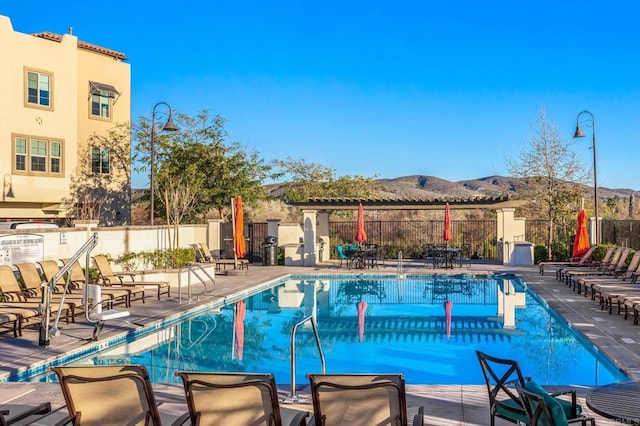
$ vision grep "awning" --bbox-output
[89,81,121,103]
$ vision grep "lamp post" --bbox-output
[149,102,178,225]
[573,110,598,244]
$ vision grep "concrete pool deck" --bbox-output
[0,260,638,425]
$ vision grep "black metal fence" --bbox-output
[223,219,640,263]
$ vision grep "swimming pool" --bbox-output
[30,274,628,386]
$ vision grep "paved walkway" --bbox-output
[0,259,638,424]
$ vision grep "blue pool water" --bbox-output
[28,275,628,385]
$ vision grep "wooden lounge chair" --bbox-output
[307,373,424,426]
[51,365,184,426]
[198,242,249,271]
[49,259,140,308]
[476,351,584,426]
[539,246,596,276]
[175,371,309,426]
[516,382,595,426]
[0,265,72,323]
[92,254,170,300]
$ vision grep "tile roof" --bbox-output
[31,32,127,61]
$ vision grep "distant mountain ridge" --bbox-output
[376,175,640,200]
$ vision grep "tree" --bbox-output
[64,123,131,226]
[133,110,270,222]
[506,109,590,259]
[271,157,383,204]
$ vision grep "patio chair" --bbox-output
[175,371,309,425]
[516,382,595,426]
[92,254,170,300]
[51,365,184,426]
[307,373,424,426]
[335,245,349,269]
[476,351,584,426]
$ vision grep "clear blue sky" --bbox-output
[3,1,639,190]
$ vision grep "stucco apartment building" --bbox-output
[0,15,131,225]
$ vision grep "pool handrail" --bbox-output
[177,263,216,303]
[290,314,325,398]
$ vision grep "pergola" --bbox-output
[273,196,529,267]
[291,195,525,210]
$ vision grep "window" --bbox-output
[89,81,120,120]
[24,69,53,109]
[91,147,110,174]
[91,91,111,118]
[12,134,64,176]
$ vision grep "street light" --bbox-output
[149,102,178,225]
[573,110,598,244]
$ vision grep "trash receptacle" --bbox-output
[263,236,277,266]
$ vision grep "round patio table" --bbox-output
[586,381,640,423]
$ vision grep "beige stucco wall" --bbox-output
[0,15,131,223]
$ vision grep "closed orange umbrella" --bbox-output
[443,202,452,242]
[355,203,367,243]
[233,196,246,259]
[234,299,246,361]
[357,300,367,342]
[444,300,453,341]
[572,209,590,259]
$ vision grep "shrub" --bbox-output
[534,245,548,264]
[551,241,569,262]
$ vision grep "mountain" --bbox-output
[376,175,640,200]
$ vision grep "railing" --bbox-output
[397,250,405,278]
[177,263,216,303]
[290,314,325,398]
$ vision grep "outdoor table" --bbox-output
[352,248,377,269]
[432,247,461,269]
[586,381,640,423]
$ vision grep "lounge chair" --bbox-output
[562,247,627,288]
[50,259,140,308]
[175,371,309,425]
[0,402,52,425]
[51,365,184,426]
[476,351,584,426]
[557,246,616,283]
[14,262,97,316]
[0,265,72,323]
[307,373,424,426]
[538,246,596,276]
[198,242,249,271]
[578,252,640,299]
[92,254,170,300]
[516,382,595,426]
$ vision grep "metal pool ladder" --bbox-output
[177,263,216,303]
[289,313,325,399]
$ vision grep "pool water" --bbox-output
[32,275,628,385]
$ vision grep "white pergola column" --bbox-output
[317,211,330,262]
[302,210,317,266]
[496,208,516,265]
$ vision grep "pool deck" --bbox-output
[0,259,638,425]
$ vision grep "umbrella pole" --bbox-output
[231,197,238,269]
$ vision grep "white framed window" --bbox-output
[91,147,110,174]
[12,134,64,176]
[24,68,53,110]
